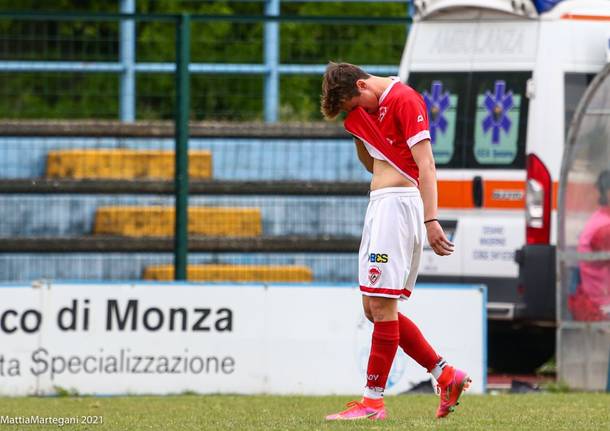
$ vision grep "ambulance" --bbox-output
[399,0,610,322]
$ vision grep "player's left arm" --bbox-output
[399,89,453,256]
[411,141,454,256]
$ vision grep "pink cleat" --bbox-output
[325,400,387,421]
[436,366,471,418]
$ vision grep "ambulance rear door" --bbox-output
[402,17,539,318]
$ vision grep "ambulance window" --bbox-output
[407,73,468,168]
[565,73,596,136]
[466,72,529,169]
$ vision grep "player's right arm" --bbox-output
[411,140,454,256]
[354,138,374,173]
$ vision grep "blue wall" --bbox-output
[0,137,369,181]
[0,195,367,237]
[0,252,358,283]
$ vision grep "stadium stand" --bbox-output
[0,121,365,283]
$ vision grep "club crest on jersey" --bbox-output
[378,106,387,122]
[417,114,424,123]
[368,266,381,285]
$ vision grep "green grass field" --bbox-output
[1,393,609,430]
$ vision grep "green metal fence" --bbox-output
[0,10,410,282]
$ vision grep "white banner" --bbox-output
[0,282,486,396]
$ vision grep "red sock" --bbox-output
[365,320,399,394]
[398,313,440,372]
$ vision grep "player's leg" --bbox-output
[326,193,400,421]
[397,313,471,419]
[397,312,441,372]
[363,300,472,418]
[362,295,399,401]
[364,296,451,388]
[325,295,398,421]
[397,192,471,418]
[391,206,445,374]
[359,192,405,414]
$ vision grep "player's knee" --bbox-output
[367,297,395,322]
[363,308,374,322]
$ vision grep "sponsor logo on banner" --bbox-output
[368,266,381,285]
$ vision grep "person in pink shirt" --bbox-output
[569,170,610,321]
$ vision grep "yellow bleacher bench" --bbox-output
[46,149,212,180]
[93,206,262,237]
[143,264,313,283]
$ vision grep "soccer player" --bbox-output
[321,62,470,420]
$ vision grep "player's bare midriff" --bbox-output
[370,158,416,191]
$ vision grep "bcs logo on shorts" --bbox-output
[369,253,389,263]
[368,266,381,285]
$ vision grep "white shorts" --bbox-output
[358,187,425,300]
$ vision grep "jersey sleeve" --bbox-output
[397,90,431,148]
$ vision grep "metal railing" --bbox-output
[0,2,411,122]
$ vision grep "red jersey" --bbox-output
[344,78,430,186]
